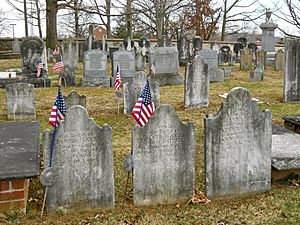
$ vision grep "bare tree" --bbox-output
[0,9,9,36]
[220,0,264,41]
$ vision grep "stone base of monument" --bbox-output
[283,116,300,134]
[148,73,184,86]
[0,78,19,88]
[80,77,110,87]
[222,67,232,77]
[22,78,51,87]
[266,52,276,67]
[209,68,224,82]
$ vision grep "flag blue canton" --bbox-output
[48,88,67,127]
[141,80,152,105]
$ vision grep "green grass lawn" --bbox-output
[0,59,299,225]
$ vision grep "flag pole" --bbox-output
[41,78,61,219]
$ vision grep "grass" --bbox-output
[0,59,299,225]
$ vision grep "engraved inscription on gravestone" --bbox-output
[205,87,272,198]
[84,49,107,77]
[0,122,40,180]
[132,104,195,206]
[113,50,135,77]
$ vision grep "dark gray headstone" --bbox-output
[0,122,40,180]
[123,71,160,114]
[64,90,86,109]
[132,104,195,206]
[184,55,209,108]
[6,83,36,119]
[284,38,300,101]
[42,106,114,213]
[205,87,272,198]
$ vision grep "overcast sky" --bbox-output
[0,0,298,38]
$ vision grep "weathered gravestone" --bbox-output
[136,38,149,71]
[12,38,20,53]
[42,106,114,213]
[260,10,278,52]
[275,49,284,71]
[240,47,253,70]
[112,50,136,85]
[177,36,190,66]
[131,104,195,206]
[272,125,300,180]
[184,55,209,108]
[20,36,51,87]
[222,67,231,77]
[61,38,78,86]
[148,47,184,86]
[0,122,40,180]
[123,71,160,114]
[256,50,266,67]
[6,83,36,119]
[249,62,264,81]
[205,87,272,198]
[284,38,300,101]
[197,48,224,82]
[81,49,110,87]
[64,90,86,109]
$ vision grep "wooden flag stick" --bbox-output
[122,171,131,209]
[40,187,48,218]
[117,97,120,114]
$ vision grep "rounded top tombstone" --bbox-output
[138,37,150,48]
[193,36,202,51]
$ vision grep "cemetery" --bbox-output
[0,2,299,224]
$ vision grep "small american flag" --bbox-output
[53,47,59,56]
[48,87,67,127]
[53,58,64,73]
[151,60,156,74]
[114,64,122,92]
[131,80,155,127]
[37,58,43,77]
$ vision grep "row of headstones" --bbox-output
[40,87,272,213]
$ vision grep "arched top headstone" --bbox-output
[193,36,203,51]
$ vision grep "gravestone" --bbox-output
[184,55,209,108]
[20,36,51,87]
[275,49,284,71]
[112,50,136,85]
[123,71,160,114]
[272,125,300,180]
[177,36,190,66]
[218,46,231,65]
[205,87,272,198]
[222,67,231,77]
[12,38,20,53]
[198,49,224,82]
[192,36,203,57]
[250,62,264,81]
[42,106,114,213]
[6,83,36,120]
[81,49,110,87]
[131,104,195,206]
[148,47,184,86]
[283,116,300,134]
[256,50,266,67]
[260,10,277,52]
[64,90,86,109]
[61,38,78,86]
[136,38,149,71]
[0,72,16,78]
[240,47,253,70]
[233,42,244,60]
[284,38,300,101]
[78,42,88,62]
[0,122,40,180]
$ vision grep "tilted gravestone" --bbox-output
[42,106,114,213]
[123,71,160,114]
[250,62,264,81]
[284,38,300,101]
[112,50,136,85]
[81,49,110,87]
[131,104,195,206]
[205,87,272,198]
[20,36,51,87]
[240,47,253,70]
[197,48,224,82]
[148,47,184,86]
[275,49,284,71]
[6,83,36,120]
[184,55,209,108]
[0,122,40,180]
[64,90,86,109]
[61,38,78,86]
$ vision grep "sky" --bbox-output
[0,0,298,39]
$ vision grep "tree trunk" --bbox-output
[106,0,111,38]
[24,0,28,37]
[156,0,164,40]
[220,0,227,41]
[46,0,57,48]
[74,0,79,37]
[35,0,42,38]
[126,0,133,39]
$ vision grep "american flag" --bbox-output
[53,47,59,56]
[37,58,43,77]
[53,58,64,73]
[151,60,156,74]
[131,80,155,127]
[114,64,122,92]
[48,87,67,127]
